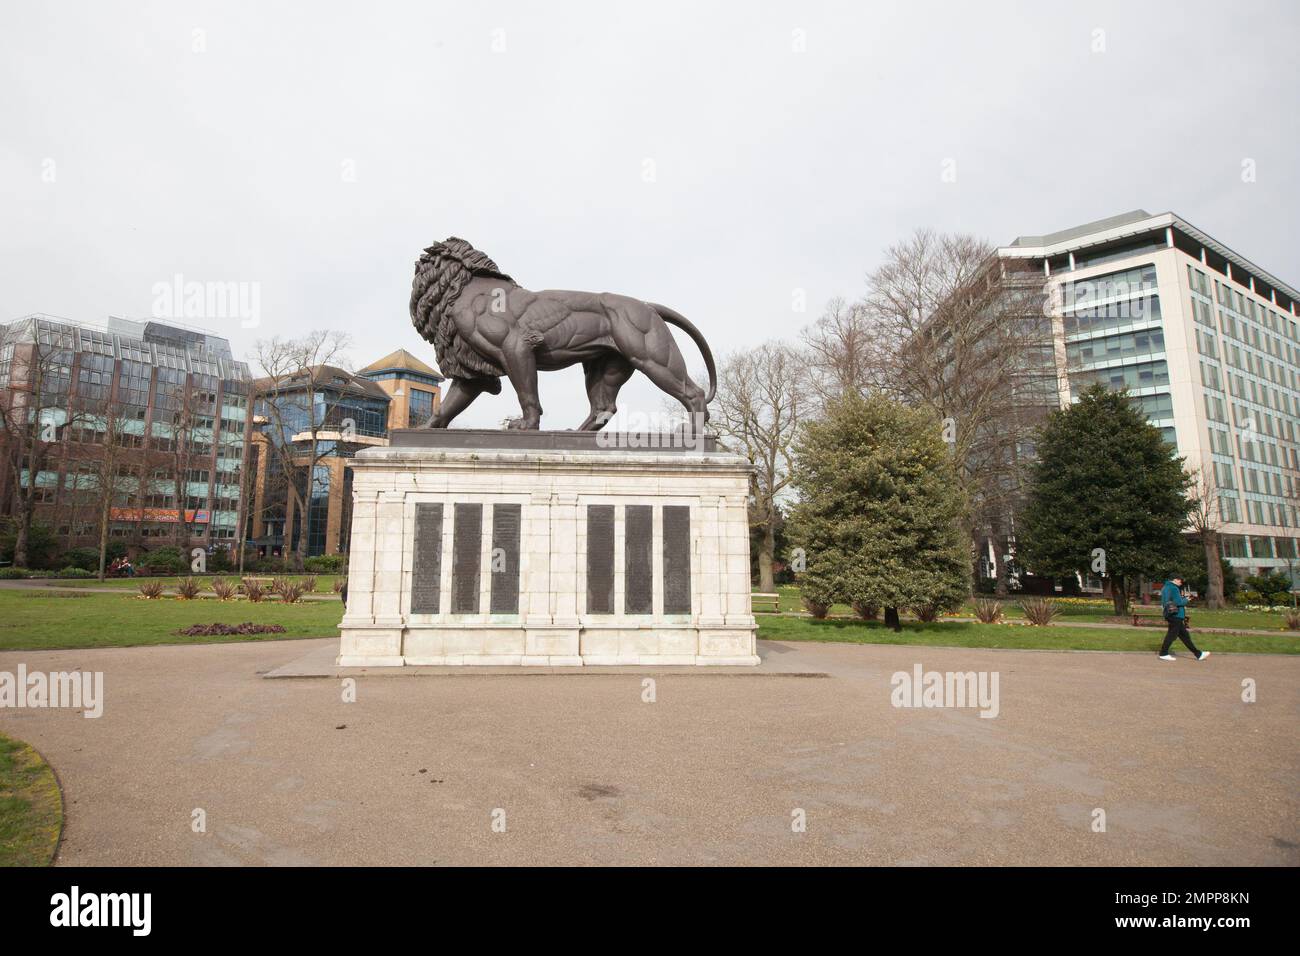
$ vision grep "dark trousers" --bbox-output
[1160,617,1201,656]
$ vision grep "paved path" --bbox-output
[1,639,1296,865]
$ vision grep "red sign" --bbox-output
[110,508,210,523]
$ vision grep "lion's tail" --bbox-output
[650,303,717,404]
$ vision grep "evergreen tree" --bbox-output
[1019,385,1193,615]
[789,394,970,630]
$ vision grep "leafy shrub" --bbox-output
[56,567,95,579]
[851,602,878,621]
[143,546,182,563]
[242,579,266,603]
[802,596,829,619]
[332,575,347,594]
[138,581,165,599]
[273,577,304,604]
[302,574,318,593]
[1019,597,1060,626]
[249,556,290,574]
[176,622,287,636]
[55,542,127,572]
[60,547,101,571]
[914,605,941,623]
[140,547,185,574]
[211,578,238,601]
[0,567,29,580]
[1245,571,1291,599]
[973,598,1004,624]
[207,547,231,573]
[1235,590,1264,606]
[0,519,59,569]
[1284,609,1300,631]
[175,577,203,600]
[304,554,346,573]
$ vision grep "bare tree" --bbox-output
[1185,464,1226,609]
[798,296,873,410]
[0,319,91,567]
[850,229,1057,582]
[252,331,352,569]
[709,342,802,592]
[78,394,139,579]
[146,372,206,554]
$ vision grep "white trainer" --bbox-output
[1158,654,1176,661]
[1196,651,1211,661]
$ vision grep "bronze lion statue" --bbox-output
[410,237,716,432]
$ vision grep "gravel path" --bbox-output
[1,638,1295,865]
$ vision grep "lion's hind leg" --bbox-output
[576,355,633,431]
[627,356,708,437]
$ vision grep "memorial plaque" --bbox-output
[662,505,692,614]
[490,503,521,614]
[586,504,615,614]
[624,505,653,614]
[411,502,444,614]
[452,502,482,613]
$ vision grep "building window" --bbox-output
[409,388,435,425]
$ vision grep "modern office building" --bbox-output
[997,210,1300,581]
[245,348,442,559]
[0,314,252,555]
[357,348,443,429]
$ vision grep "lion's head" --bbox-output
[410,237,515,380]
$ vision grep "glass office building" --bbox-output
[998,210,1300,580]
[0,314,251,552]
[246,349,442,559]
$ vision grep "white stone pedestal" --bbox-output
[337,431,759,666]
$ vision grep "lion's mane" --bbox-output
[410,237,515,380]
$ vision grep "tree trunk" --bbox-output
[1199,532,1224,609]
[285,483,304,572]
[13,513,29,569]
[884,606,901,632]
[297,442,318,570]
[994,536,1010,597]
[1198,532,1223,609]
[13,431,35,568]
[14,476,37,568]
[1111,575,1129,616]
[97,496,111,581]
[758,520,776,592]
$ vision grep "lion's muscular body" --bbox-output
[453,282,672,372]
[410,237,716,432]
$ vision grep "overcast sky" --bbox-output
[2,0,1296,428]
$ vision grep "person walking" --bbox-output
[1159,574,1209,661]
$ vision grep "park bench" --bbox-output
[752,592,780,613]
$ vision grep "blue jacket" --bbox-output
[1160,580,1188,619]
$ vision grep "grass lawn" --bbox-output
[756,613,1300,653]
[0,589,343,651]
[29,573,344,592]
[762,584,1296,629]
[0,733,62,866]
